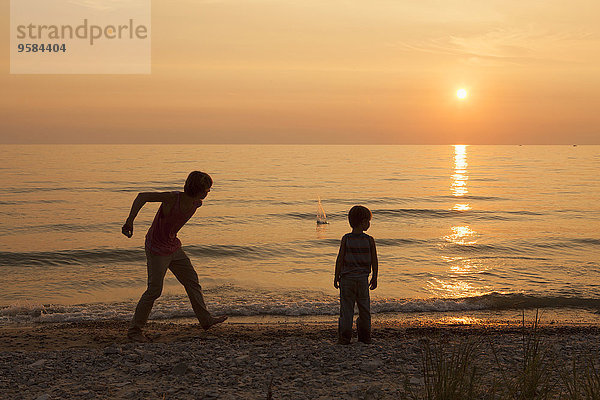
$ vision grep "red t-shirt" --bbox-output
[145,192,202,256]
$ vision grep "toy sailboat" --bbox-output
[316,196,329,225]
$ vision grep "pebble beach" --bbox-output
[2,318,600,399]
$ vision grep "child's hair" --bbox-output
[184,171,213,197]
[348,205,372,228]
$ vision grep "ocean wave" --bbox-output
[0,243,319,268]
[573,238,600,246]
[372,208,518,221]
[0,222,115,237]
[2,292,599,325]
[0,199,67,205]
[429,195,509,202]
[3,234,596,268]
[247,207,545,222]
[440,243,527,254]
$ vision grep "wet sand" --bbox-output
[2,318,600,399]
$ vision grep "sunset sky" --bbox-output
[1,0,599,144]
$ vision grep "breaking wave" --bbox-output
[2,291,599,325]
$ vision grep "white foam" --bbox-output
[0,293,487,325]
[2,290,593,325]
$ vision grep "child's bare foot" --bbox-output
[127,332,149,343]
[201,315,228,330]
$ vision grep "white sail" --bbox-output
[317,196,328,224]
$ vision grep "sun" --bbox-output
[456,88,467,99]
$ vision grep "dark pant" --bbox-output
[129,248,212,335]
[338,276,371,342]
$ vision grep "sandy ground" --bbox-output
[2,319,600,399]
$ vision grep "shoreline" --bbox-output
[3,303,599,328]
[2,314,600,353]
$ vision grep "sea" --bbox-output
[1,145,599,325]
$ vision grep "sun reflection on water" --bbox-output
[443,257,489,275]
[443,225,477,246]
[451,145,468,197]
[444,316,482,325]
[428,145,492,299]
[426,277,488,298]
[453,203,471,211]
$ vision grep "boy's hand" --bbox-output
[122,222,133,238]
[333,277,340,289]
[369,278,377,290]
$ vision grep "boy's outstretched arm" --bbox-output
[122,192,174,238]
[369,237,378,290]
[334,238,346,288]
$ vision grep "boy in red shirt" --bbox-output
[122,171,226,342]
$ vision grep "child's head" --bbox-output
[184,171,213,198]
[348,205,372,231]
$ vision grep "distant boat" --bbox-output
[317,196,328,225]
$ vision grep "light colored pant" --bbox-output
[338,276,371,342]
[129,248,212,334]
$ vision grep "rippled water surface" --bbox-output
[1,145,599,323]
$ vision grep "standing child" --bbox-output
[334,205,378,344]
[122,171,227,342]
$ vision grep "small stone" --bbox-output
[366,386,384,398]
[172,362,188,376]
[104,346,122,355]
[113,382,131,388]
[409,377,423,385]
[29,359,47,368]
[360,360,383,371]
[136,363,152,373]
[235,355,249,363]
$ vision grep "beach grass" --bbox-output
[405,310,600,400]
[410,339,480,400]
[489,310,558,399]
[562,358,600,400]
